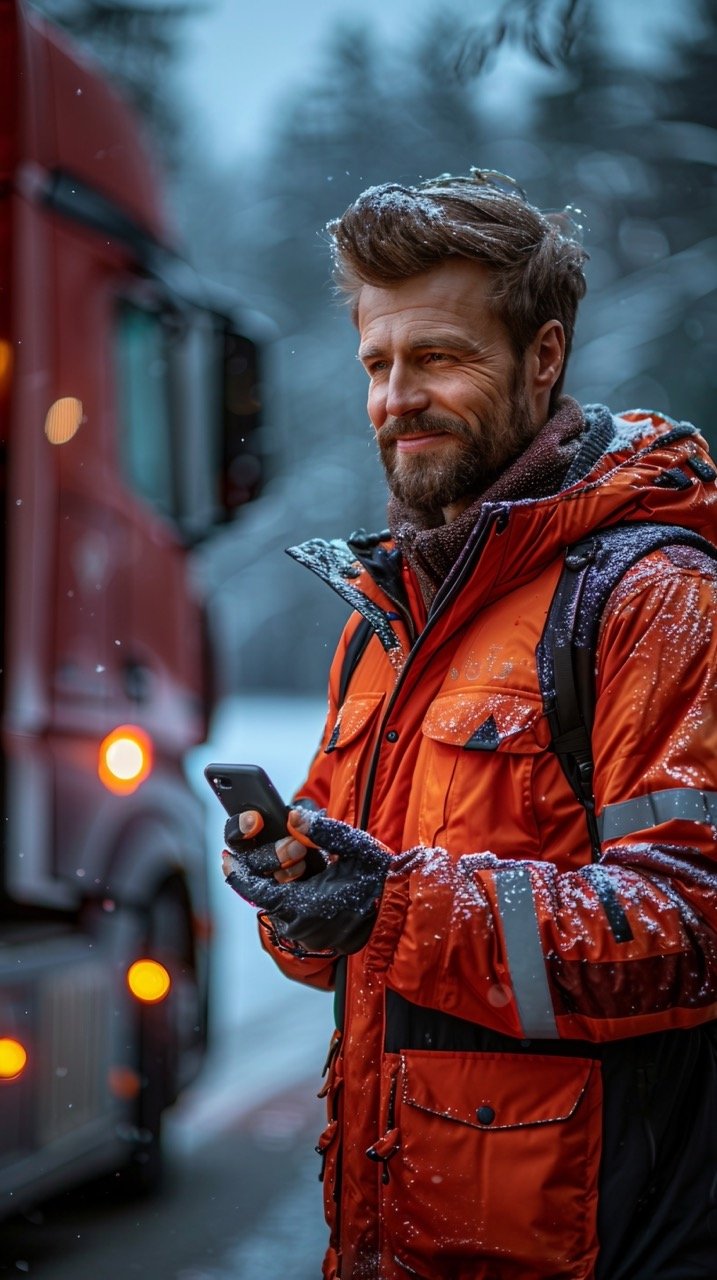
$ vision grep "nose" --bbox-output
[374,363,430,424]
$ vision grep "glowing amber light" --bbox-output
[127,960,171,1004]
[0,1038,28,1080]
[107,1065,142,1099]
[98,725,153,795]
[0,339,12,394]
[44,397,84,445]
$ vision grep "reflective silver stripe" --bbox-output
[495,866,559,1039]
[598,788,717,843]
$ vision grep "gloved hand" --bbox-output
[223,808,327,881]
[224,811,391,954]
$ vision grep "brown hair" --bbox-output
[327,170,588,402]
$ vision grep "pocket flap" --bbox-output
[422,689,549,754]
[401,1050,596,1131]
[329,692,384,750]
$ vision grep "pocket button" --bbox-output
[476,1105,496,1125]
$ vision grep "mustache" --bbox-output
[377,413,475,448]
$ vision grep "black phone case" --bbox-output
[204,763,289,845]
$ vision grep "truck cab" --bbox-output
[0,0,261,1210]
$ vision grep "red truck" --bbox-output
[0,0,262,1213]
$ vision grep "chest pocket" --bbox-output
[413,688,550,852]
[325,692,384,826]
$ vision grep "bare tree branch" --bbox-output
[452,0,588,82]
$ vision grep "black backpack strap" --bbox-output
[338,616,373,706]
[324,616,374,754]
[536,522,717,860]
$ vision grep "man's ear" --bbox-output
[526,320,565,414]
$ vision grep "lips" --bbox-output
[394,433,450,452]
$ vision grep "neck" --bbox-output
[441,496,473,523]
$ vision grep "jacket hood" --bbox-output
[489,408,717,598]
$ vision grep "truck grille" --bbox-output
[38,964,109,1145]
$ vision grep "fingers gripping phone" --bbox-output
[204,763,289,845]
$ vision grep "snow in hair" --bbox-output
[326,171,588,397]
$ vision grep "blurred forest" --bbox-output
[32,0,717,693]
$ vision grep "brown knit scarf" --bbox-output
[388,396,587,606]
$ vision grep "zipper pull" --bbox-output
[317,1030,342,1097]
[366,1127,400,1184]
[495,505,510,534]
[365,1070,399,1183]
[315,1118,338,1182]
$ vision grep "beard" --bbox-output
[376,375,537,515]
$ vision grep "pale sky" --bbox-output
[181,0,438,162]
[179,0,696,165]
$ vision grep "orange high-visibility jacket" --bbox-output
[259,410,717,1280]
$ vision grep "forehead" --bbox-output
[356,258,498,347]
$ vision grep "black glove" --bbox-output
[223,813,283,870]
[223,811,327,879]
[224,812,391,954]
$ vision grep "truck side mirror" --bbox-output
[166,312,267,544]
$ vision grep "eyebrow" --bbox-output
[358,334,481,361]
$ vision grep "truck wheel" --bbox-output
[121,882,198,1197]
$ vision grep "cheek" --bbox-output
[452,371,510,420]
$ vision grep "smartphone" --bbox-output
[204,763,289,844]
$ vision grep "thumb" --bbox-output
[224,810,264,849]
[286,808,318,849]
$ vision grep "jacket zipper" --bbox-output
[358,506,505,830]
[336,508,504,1263]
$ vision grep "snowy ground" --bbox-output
[167,693,335,1150]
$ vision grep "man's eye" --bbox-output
[366,361,388,376]
[425,352,449,363]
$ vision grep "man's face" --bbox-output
[357,258,541,519]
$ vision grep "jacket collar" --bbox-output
[287,409,717,644]
[285,535,404,654]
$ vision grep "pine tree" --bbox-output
[526,0,717,436]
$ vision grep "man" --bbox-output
[224,171,717,1279]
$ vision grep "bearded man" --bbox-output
[224,172,717,1280]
